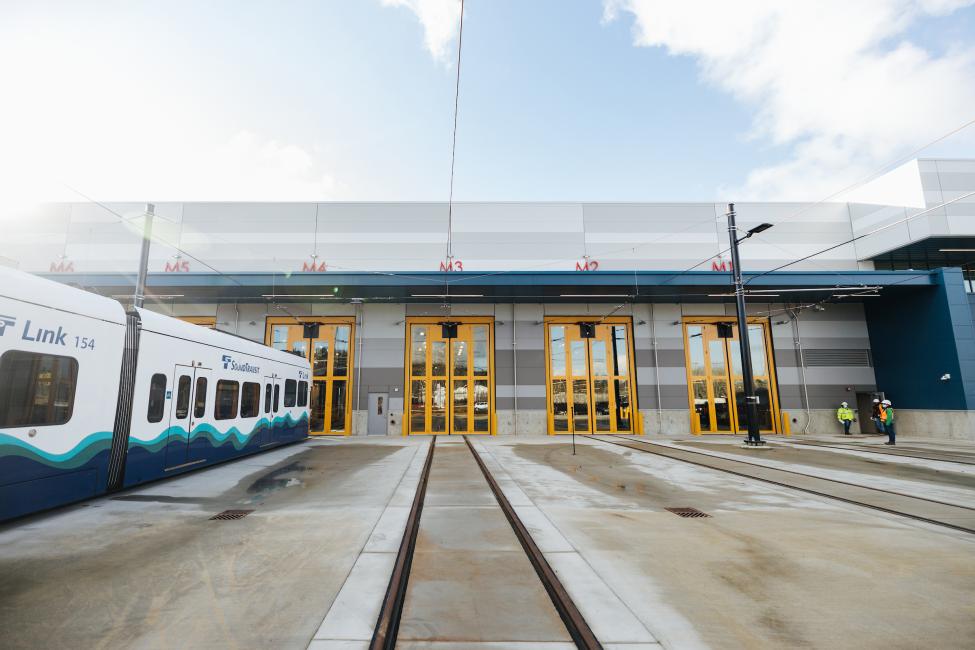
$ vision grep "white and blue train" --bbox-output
[0,267,310,521]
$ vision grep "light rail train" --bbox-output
[0,267,310,521]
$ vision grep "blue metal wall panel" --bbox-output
[866,268,975,409]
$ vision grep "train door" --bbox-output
[165,364,195,469]
[263,375,275,444]
[271,376,283,440]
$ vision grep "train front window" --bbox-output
[147,373,166,423]
[0,350,78,428]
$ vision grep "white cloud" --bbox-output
[0,17,340,205]
[604,0,975,201]
[382,0,462,63]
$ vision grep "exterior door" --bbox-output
[406,320,493,434]
[367,392,388,435]
[546,320,637,434]
[165,365,195,468]
[165,365,209,468]
[267,319,354,435]
[684,320,779,434]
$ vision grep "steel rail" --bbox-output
[777,439,975,466]
[589,436,975,535]
[370,436,437,649]
[463,436,603,650]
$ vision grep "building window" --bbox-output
[0,351,78,428]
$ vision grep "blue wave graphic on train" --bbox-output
[0,412,308,466]
[0,412,308,520]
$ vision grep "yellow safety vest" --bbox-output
[837,407,854,421]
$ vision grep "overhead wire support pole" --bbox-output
[134,203,154,308]
[726,203,766,446]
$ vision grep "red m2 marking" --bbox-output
[575,260,599,271]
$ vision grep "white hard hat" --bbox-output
[872,398,880,403]
[882,399,891,405]
[841,402,848,407]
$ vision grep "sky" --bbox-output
[0,0,973,205]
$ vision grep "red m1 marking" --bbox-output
[711,260,733,272]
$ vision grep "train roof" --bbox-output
[136,307,309,369]
[0,266,126,325]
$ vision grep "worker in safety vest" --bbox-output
[870,398,885,434]
[836,402,855,435]
[880,400,896,445]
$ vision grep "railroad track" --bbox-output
[775,439,975,466]
[370,436,602,650]
[589,436,975,535]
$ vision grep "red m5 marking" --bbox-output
[164,261,190,272]
[49,261,75,272]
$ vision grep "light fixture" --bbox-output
[834,294,881,298]
[558,294,629,298]
[938,248,975,252]
[746,223,774,235]
[410,293,483,298]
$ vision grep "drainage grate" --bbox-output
[209,509,254,521]
[665,507,710,518]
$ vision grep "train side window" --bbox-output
[215,380,239,420]
[194,377,207,419]
[273,384,280,412]
[147,373,167,423]
[297,380,308,407]
[174,375,191,420]
[241,382,260,418]
[264,383,272,414]
[0,350,79,428]
[284,379,297,407]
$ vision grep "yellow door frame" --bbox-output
[543,316,643,435]
[179,316,216,328]
[681,316,781,435]
[265,316,356,436]
[403,316,496,435]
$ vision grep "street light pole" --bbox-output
[134,203,155,308]
[726,203,765,446]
